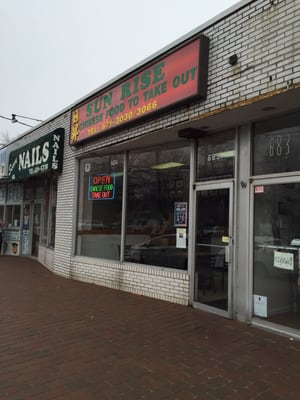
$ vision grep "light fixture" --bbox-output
[0,113,43,128]
[151,162,185,170]
[11,113,43,127]
[229,54,238,66]
[214,150,235,159]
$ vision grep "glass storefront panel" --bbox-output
[253,112,300,176]
[7,183,23,203]
[194,187,231,312]
[197,130,235,181]
[253,182,300,330]
[0,205,3,254]
[76,154,123,260]
[125,144,190,269]
[0,185,6,203]
[6,204,21,228]
[40,177,57,248]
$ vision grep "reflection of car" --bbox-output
[127,234,187,270]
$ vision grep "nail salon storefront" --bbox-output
[2,0,300,339]
[0,129,64,258]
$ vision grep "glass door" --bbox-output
[21,204,31,255]
[32,203,42,257]
[194,183,233,316]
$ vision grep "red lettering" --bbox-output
[93,175,111,184]
[101,191,111,198]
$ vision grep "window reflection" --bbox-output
[197,130,235,181]
[77,154,123,260]
[125,145,190,269]
[253,183,300,330]
[253,112,300,175]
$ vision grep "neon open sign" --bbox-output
[88,174,116,200]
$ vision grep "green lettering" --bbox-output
[103,92,112,108]
[133,76,139,94]
[140,70,151,90]
[152,62,165,84]
[86,103,93,117]
[120,82,131,100]
[190,66,197,80]
[161,81,167,93]
[94,98,102,113]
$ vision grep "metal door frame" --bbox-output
[191,180,234,318]
[32,201,42,257]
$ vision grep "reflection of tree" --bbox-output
[0,131,12,148]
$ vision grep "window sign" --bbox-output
[254,185,264,194]
[174,202,188,227]
[253,295,267,318]
[274,251,294,271]
[176,228,187,249]
[88,174,116,200]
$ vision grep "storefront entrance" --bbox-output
[252,178,300,331]
[193,182,233,317]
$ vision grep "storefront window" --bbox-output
[253,182,300,330]
[0,185,6,203]
[6,204,21,228]
[197,130,235,181]
[40,177,57,248]
[7,183,23,203]
[253,112,300,176]
[76,154,123,260]
[0,205,4,224]
[125,144,190,269]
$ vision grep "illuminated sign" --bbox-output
[88,174,116,200]
[8,128,64,180]
[70,35,209,144]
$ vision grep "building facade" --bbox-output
[1,0,300,338]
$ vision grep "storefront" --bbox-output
[251,113,300,334]
[1,0,300,338]
[0,128,64,257]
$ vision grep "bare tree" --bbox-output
[0,131,12,148]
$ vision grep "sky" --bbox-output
[0,0,240,141]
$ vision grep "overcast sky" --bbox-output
[0,0,240,140]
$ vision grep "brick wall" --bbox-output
[35,0,300,305]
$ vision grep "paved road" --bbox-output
[0,256,299,400]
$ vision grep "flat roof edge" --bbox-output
[10,0,254,145]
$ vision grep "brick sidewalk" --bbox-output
[0,256,299,400]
